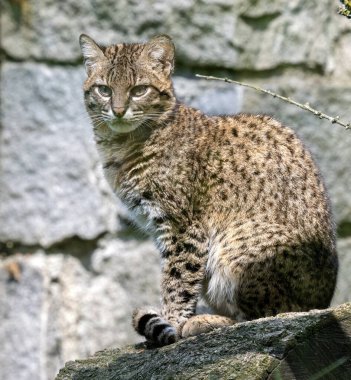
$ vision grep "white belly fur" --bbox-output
[205,239,246,321]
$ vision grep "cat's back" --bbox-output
[172,108,334,242]
[169,106,307,165]
[209,112,307,165]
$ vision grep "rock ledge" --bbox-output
[56,303,351,380]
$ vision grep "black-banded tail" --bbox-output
[132,308,178,346]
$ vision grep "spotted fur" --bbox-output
[79,34,338,347]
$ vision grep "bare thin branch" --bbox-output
[196,74,351,131]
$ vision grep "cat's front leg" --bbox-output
[133,228,208,346]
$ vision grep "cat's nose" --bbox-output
[113,107,126,118]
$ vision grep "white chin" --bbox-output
[107,120,140,133]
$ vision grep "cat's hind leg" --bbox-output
[205,220,337,320]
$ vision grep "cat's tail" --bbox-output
[132,308,178,346]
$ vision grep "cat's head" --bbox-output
[79,34,176,133]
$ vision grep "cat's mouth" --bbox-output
[107,118,142,133]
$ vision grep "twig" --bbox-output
[195,74,351,131]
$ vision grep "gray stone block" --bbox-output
[0,243,159,380]
[0,255,44,380]
[91,236,160,311]
[0,62,119,246]
[174,77,242,115]
[2,0,349,72]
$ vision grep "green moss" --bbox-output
[337,221,351,238]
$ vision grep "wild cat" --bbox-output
[79,34,338,346]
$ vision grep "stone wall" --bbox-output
[0,1,350,379]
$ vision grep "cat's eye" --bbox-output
[97,85,112,97]
[130,85,149,98]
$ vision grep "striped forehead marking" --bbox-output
[105,44,143,85]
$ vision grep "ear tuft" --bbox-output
[79,34,106,75]
[145,34,175,77]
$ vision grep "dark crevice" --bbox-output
[175,61,325,80]
[239,12,281,30]
[1,47,325,79]
[0,48,84,67]
[0,233,104,270]
[0,221,149,270]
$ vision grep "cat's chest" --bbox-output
[99,144,170,234]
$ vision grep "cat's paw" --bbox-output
[181,314,234,338]
[132,307,178,346]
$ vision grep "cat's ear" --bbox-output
[145,35,175,77]
[79,34,106,75]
